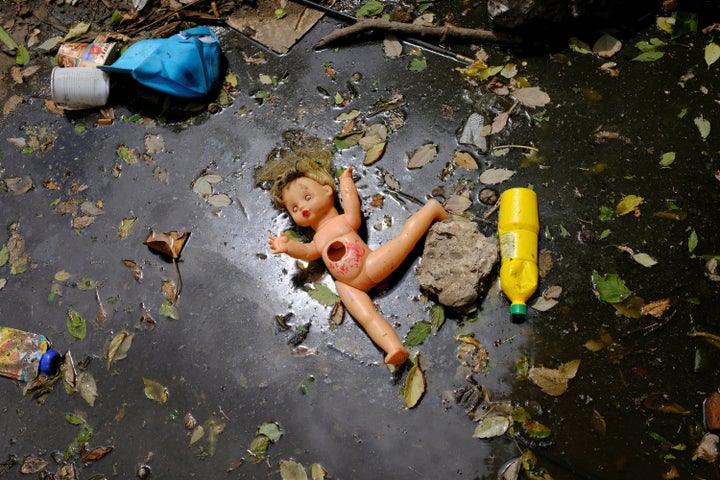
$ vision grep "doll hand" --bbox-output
[341,165,353,179]
[269,232,290,254]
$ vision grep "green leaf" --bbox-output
[159,299,180,319]
[63,22,91,42]
[408,57,427,72]
[429,304,445,332]
[15,45,29,66]
[706,41,720,67]
[592,270,631,304]
[524,419,552,439]
[659,151,675,167]
[632,252,658,267]
[66,306,87,339]
[688,228,698,253]
[0,244,8,266]
[274,8,287,19]
[304,283,339,306]
[405,320,432,346]
[258,421,284,442]
[670,11,697,40]
[632,51,664,62]
[64,414,85,425]
[248,434,271,462]
[0,26,18,50]
[356,0,384,18]
[694,116,711,140]
[598,206,613,221]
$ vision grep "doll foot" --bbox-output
[384,347,410,365]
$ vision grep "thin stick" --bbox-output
[491,144,539,152]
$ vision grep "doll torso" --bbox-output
[313,215,374,290]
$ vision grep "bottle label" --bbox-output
[499,232,517,259]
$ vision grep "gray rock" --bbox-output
[417,220,498,312]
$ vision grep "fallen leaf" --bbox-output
[118,216,137,239]
[592,33,622,58]
[383,35,402,57]
[444,193,472,214]
[479,168,515,184]
[107,330,133,369]
[143,377,169,404]
[616,195,644,216]
[363,141,386,165]
[512,87,550,108]
[453,151,478,170]
[404,356,426,408]
[78,371,97,406]
[407,143,437,169]
[705,41,720,67]
[472,415,510,438]
[694,116,711,140]
[280,460,309,480]
[528,359,580,396]
[641,298,672,317]
[144,230,190,259]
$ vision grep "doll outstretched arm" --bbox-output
[338,166,362,231]
[269,232,321,261]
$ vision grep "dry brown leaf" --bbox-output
[453,151,478,170]
[144,230,190,259]
[641,298,672,317]
[528,367,568,396]
[407,143,438,169]
[512,87,550,108]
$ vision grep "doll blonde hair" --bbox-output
[256,137,336,209]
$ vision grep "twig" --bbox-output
[173,258,183,302]
[314,18,522,50]
[492,144,539,152]
[687,330,720,345]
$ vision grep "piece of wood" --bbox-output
[314,18,522,49]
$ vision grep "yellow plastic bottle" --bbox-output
[498,187,539,322]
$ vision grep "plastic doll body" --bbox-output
[269,166,448,364]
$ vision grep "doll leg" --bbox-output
[335,281,409,365]
[366,199,449,283]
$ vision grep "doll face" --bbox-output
[281,177,334,227]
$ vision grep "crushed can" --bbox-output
[57,42,119,67]
[0,326,61,382]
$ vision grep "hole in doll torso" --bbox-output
[327,241,346,262]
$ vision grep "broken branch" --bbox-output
[314,18,522,50]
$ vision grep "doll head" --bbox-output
[256,137,336,210]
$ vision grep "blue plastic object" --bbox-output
[99,26,222,99]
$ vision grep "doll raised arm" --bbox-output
[338,166,362,231]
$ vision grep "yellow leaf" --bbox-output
[528,366,569,396]
[616,195,644,216]
[403,358,426,408]
[705,41,720,68]
[143,378,168,404]
[107,330,133,369]
[559,359,581,379]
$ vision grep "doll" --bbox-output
[257,143,449,365]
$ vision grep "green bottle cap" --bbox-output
[510,303,527,323]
